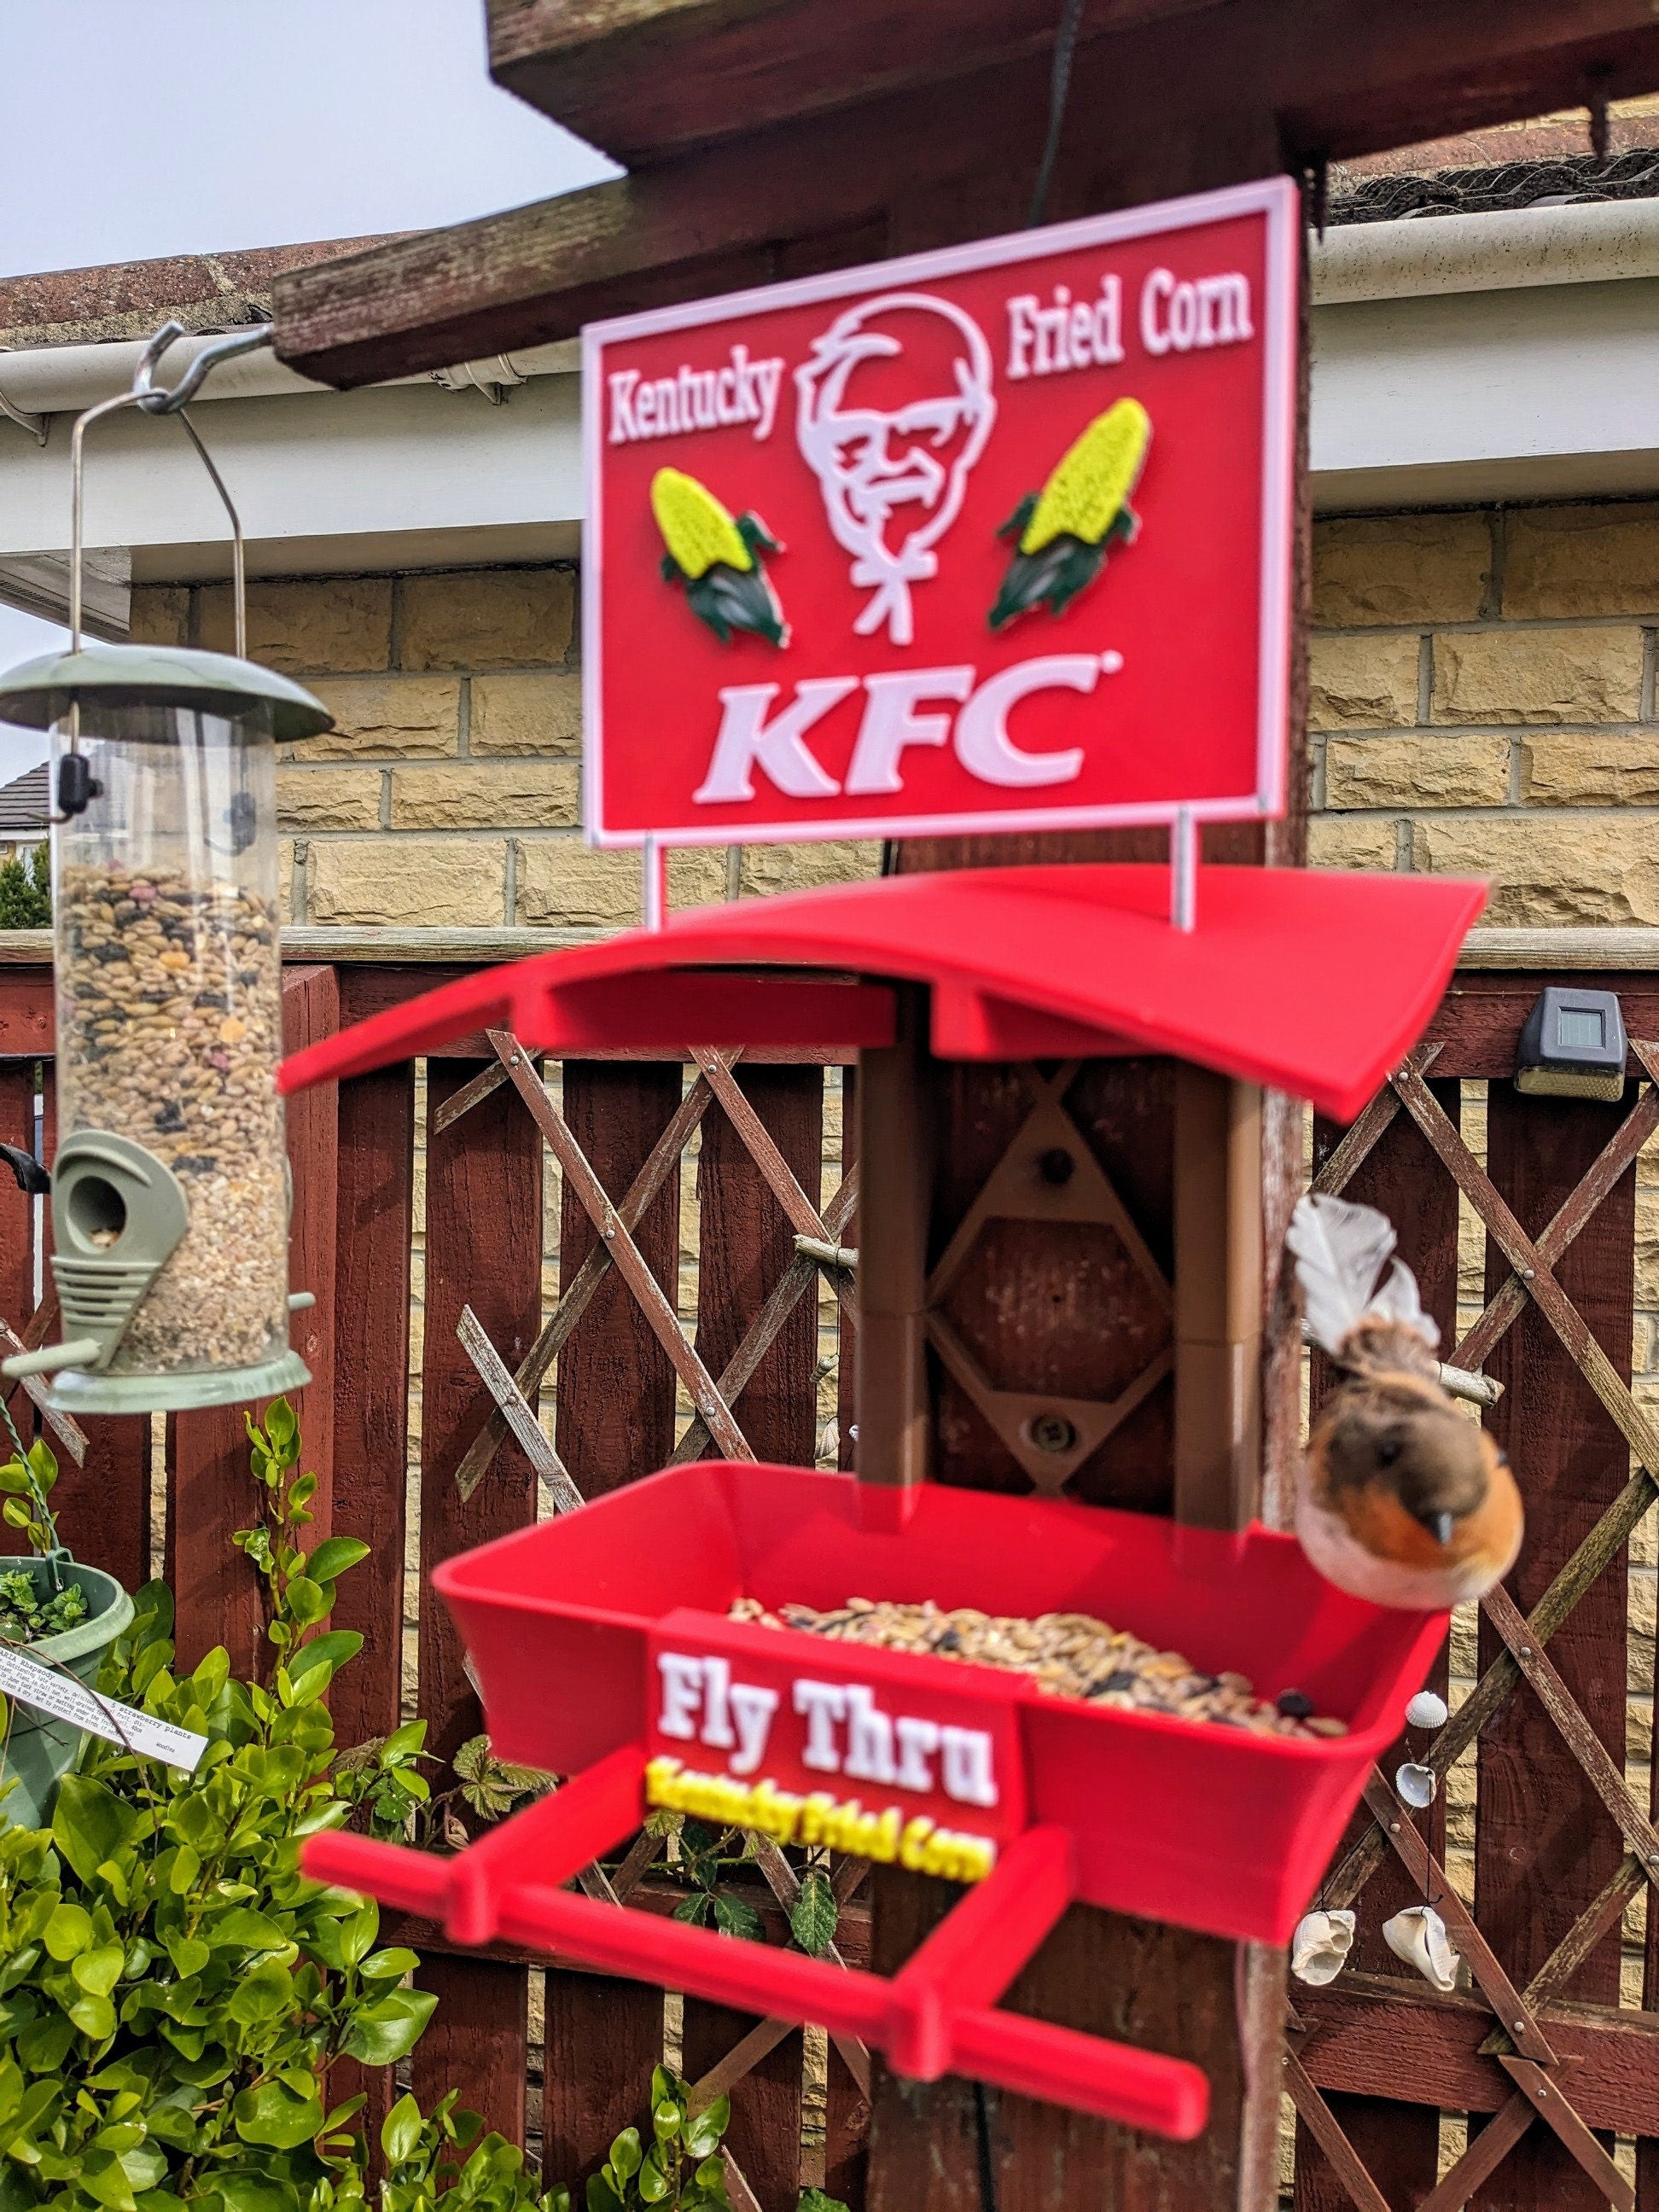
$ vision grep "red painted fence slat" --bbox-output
[1295,1081,1459,2212]
[1476,1087,1634,2212]
[417,1057,544,2151]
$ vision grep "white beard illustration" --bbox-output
[795,293,996,647]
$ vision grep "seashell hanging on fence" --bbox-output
[1395,1761,1437,1807]
[1406,1690,1449,1731]
[1291,1907,1357,1986]
[1382,1904,1460,1992]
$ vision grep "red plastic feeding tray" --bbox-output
[306,1463,1446,2140]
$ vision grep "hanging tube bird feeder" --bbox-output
[0,323,333,1414]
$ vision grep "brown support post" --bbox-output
[855,986,932,1491]
[866,192,1308,2212]
[1173,1068,1263,1531]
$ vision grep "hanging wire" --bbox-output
[0,1389,30,1466]
[1027,0,1088,228]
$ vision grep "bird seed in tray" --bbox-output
[728,1595,1348,1738]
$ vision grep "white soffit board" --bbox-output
[1310,274,1659,511]
[0,374,583,579]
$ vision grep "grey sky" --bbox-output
[0,0,612,274]
[0,0,614,779]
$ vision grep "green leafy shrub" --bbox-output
[0,1438,89,1637]
[0,1567,87,1643]
[0,1436,67,1562]
[579,2070,730,2212]
[0,847,50,931]
[0,1401,848,2210]
[0,1400,466,2209]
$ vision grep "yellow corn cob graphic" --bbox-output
[650,468,753,580]
[1019,399,1152,555]
[989,399,1151,631]
[651,467,788,646]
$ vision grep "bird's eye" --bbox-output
[1377,1439,1400,1467]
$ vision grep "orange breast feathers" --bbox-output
[1287,1195,1523,1609]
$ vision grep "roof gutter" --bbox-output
[1313,194,1659,305]
[0,331,578,418]
[3,197,1652,415]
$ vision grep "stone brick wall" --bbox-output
[135,500,1659,934]
[129,566,877,928]
[1310,502,1659,923]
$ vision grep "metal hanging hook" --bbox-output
[57,319,274,816]
[68,319,272,655]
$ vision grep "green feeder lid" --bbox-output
[0,640,334,744]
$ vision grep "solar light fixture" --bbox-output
[1514,987,1627,1103]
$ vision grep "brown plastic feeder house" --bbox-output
[288,860,1481,2139]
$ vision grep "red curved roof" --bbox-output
[279,864,1484,1123]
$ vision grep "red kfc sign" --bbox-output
[582,178,1297,851]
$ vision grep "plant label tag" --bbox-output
[0,1646,207,1772]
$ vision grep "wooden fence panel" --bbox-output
[556,1061,684,1492]
[327,1062,416,1753]
[694,1062,822,1467]
[282,965,340,1567]
[1474,1086,1636,2211]
[823,2028,871,2212]
[411,1950,528,2153]
[0,1061,35,1351]
[18,943,1659,2208]
[416,1057,544,2148]
[542,1966,663,2183]
[1295,1080,1460,2212]
[681,1066,823,2208]
[325,1061,416,2157]
[838,1066,858,1474]
[543,1062,684,2185]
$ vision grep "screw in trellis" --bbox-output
[1025,1410,1077,1456]
[0,322,334,1416]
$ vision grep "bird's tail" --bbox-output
[1287,1193,1440,1366]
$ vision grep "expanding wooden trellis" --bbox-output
[1291,1003,1659,2212]
[440,1029,866,2212]
[6,941,1659,2206]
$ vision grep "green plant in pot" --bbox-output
[0,1435,134,1827]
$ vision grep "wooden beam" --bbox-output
[276,2,1659,387]
[8,922,1659,977]
[486,0,1659,171]
[485,0,1211,164]
[1293,1972,1659,2138]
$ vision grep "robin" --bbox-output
[1287,1194,1523,1610]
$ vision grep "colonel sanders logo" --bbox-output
[795,292,996,647]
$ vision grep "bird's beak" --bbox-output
[1431,1511,1455,1546]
